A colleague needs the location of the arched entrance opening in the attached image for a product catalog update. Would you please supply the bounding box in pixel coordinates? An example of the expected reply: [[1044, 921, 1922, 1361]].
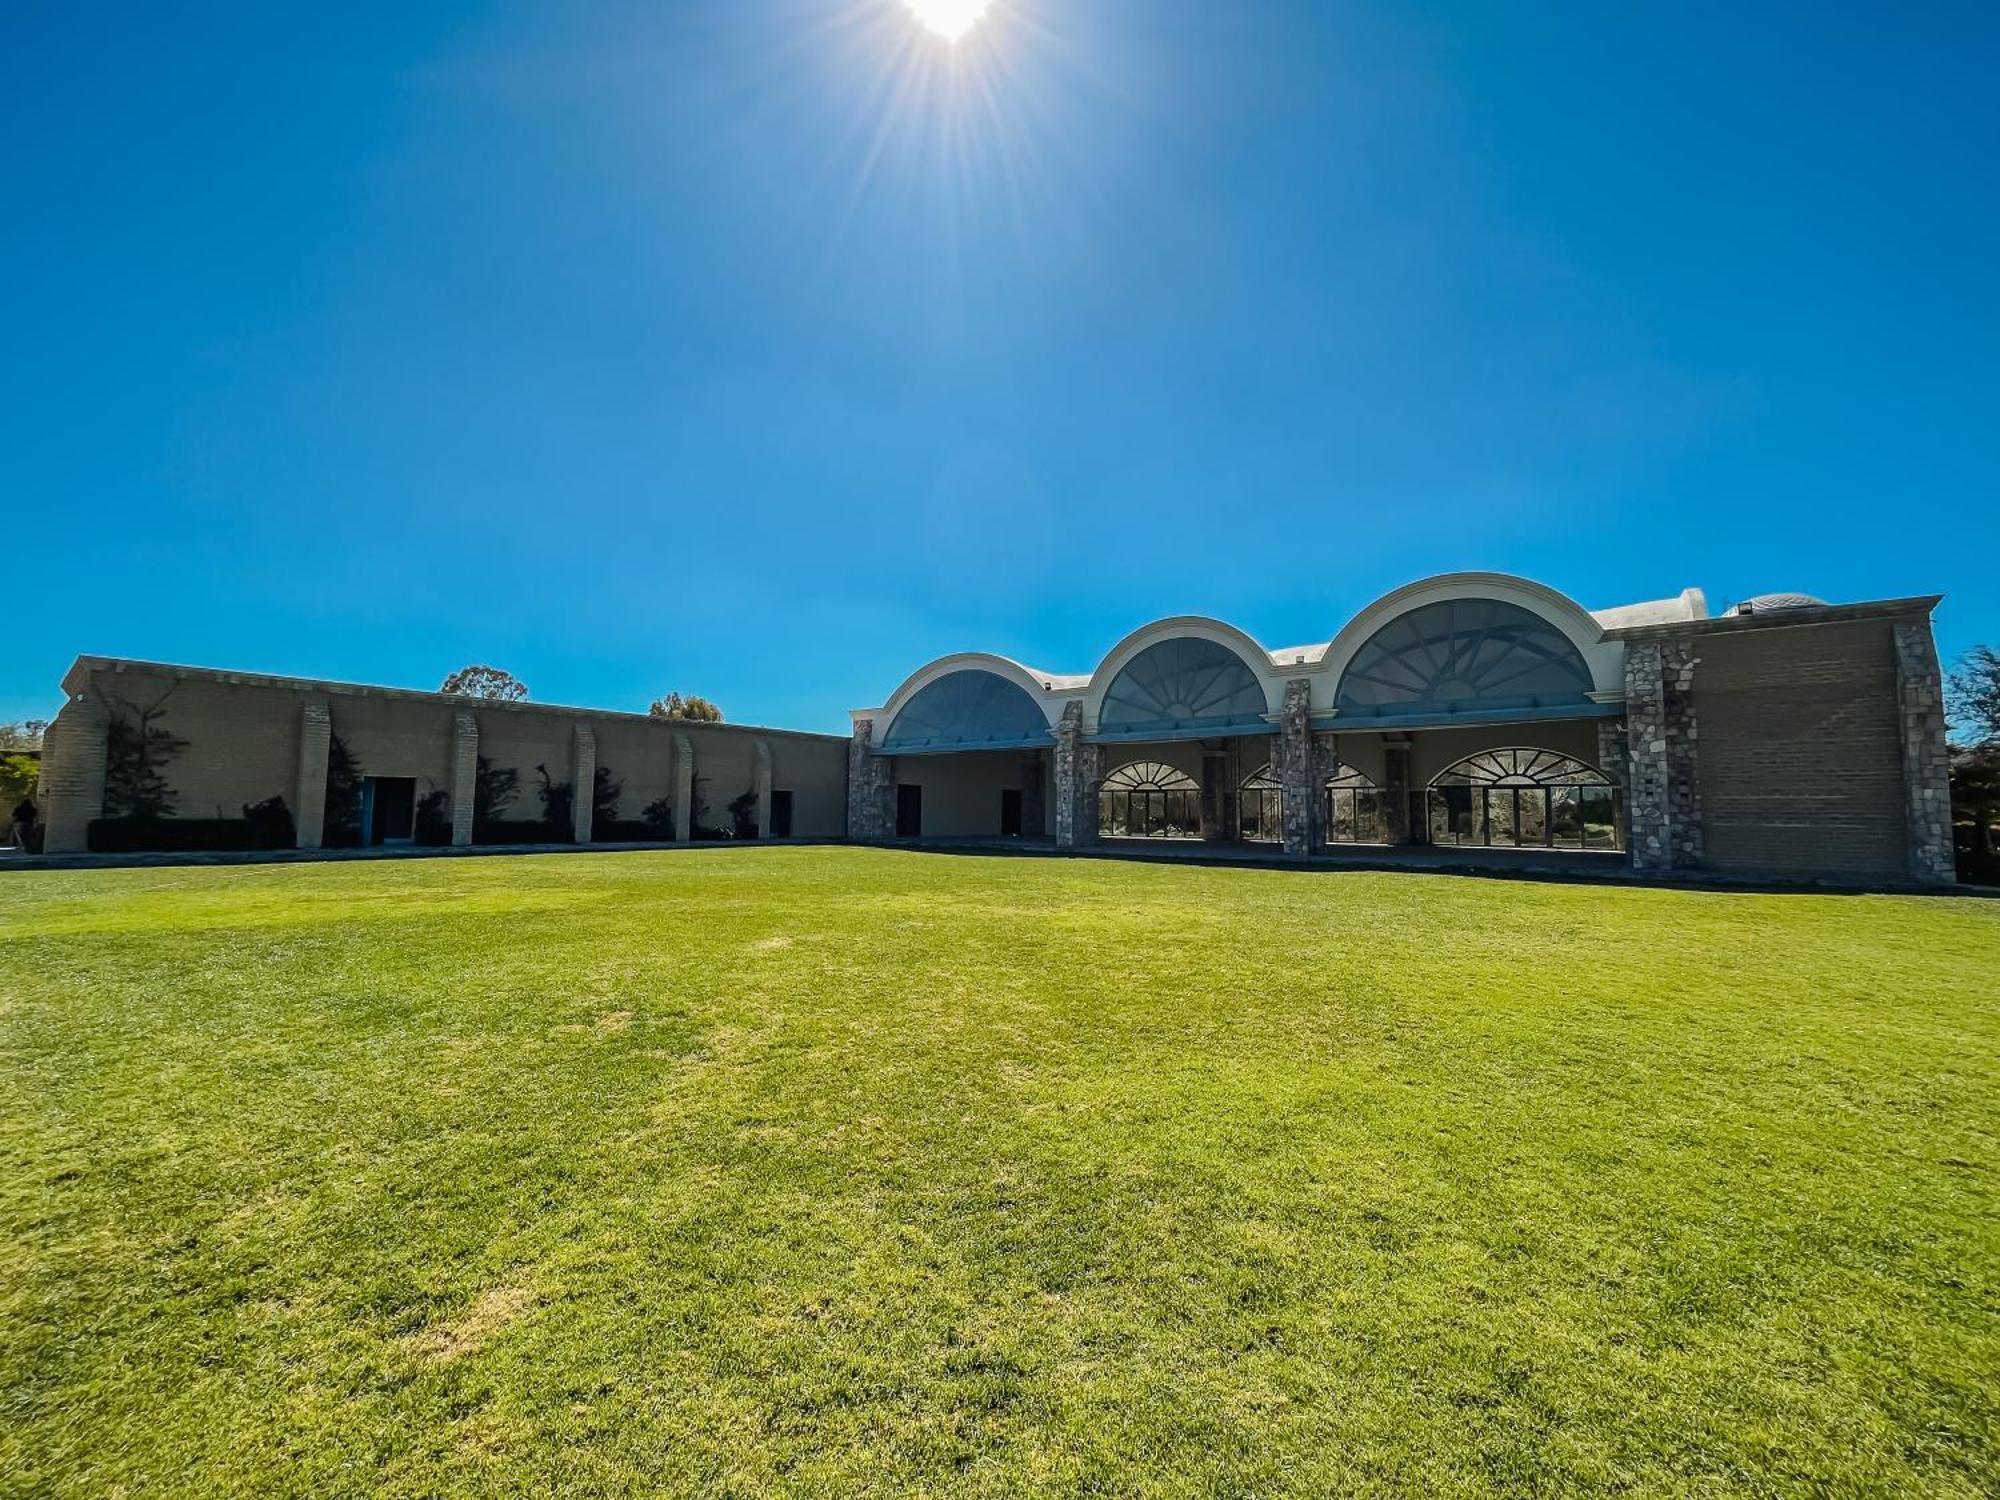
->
[[1098, 761, 1201, 840], [1428, 748, 1621, 851]]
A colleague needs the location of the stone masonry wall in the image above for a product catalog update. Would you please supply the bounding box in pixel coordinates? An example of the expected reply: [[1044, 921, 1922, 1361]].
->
[[1625, 639, 1703, 872], [1892, 620, 1957, 884], [1278, 679, 1315, 857], [847, 721, 895, 841]]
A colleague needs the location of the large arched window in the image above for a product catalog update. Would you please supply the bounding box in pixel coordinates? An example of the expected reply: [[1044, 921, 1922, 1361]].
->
[[1098, 761, 1201, 840], [883, 669, 1049, 753], [1325, 766, 1388, 845], [1238, 764, 1281, 843], [1428, 749, 1620, 851], [1336, 599, 1594, 723], [1099, 638, 1266, 738]]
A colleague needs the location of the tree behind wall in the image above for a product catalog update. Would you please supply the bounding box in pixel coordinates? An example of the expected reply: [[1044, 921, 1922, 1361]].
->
[[0, 720, 47, 751], [1950, 645, 1999, 746], [648, 693, 723, 722], [441, 665, 528, 702], [1947, 645, 2000, 882]]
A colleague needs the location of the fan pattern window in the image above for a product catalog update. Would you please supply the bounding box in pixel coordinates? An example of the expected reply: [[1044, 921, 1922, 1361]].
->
[[1325, 766, 1389, 845], [1336, 599, 1594, 721], [1099, 760, 1201, 840], [1428, 748, 1621, 851], [1100, 637, 1266, 735], [882, 669, 1049, 753], [1238, 764, 1282, 843]]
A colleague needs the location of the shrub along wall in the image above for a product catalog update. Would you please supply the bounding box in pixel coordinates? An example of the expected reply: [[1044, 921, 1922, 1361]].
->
[[89, 797, 297, 853]]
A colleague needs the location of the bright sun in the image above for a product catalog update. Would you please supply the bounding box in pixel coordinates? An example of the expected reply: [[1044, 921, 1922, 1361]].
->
[[904, 0, 992, 43]]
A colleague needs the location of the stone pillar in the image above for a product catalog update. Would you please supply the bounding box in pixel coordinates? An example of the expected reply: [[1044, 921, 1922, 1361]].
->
[[1625, 639, 1702, 873], [1381, 737, 1413, 845], [846, 720, 893, 841], [1277, 679, 1316, 858], [673, 731, 695, 844], [450, 710, 479, 847], [37, 693, 110, 854], [1201, 749, 1232, 842], [1021, 751, 1047, 838], [1892, 620, 1957, 884], [294, 699, 332, 850], [571, 723, 597, 844], [754, 739, 773, 840], [1596, 715, 1632, 852], [1053, 702, 1100, 849]]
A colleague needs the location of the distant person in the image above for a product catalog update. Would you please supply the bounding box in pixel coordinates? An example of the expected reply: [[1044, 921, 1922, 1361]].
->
[[10, 796, 36, 852]]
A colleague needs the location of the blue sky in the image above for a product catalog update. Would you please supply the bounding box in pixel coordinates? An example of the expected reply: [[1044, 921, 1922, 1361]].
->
[[4, 1, 1995, 729]]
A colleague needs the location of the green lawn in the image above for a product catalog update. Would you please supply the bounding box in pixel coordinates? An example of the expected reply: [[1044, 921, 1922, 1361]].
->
[[2, 848, 1995, 1497]]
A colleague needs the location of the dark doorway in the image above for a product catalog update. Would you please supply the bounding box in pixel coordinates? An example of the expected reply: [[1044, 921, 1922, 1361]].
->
[[769, 789, 793, 839], [364, 776, 417, 845], [896, 784, 923, 839], [1000, 789, 1023, 837]]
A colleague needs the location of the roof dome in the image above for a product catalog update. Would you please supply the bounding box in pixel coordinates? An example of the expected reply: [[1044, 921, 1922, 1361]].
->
[[1739, 591, 1828, 614]]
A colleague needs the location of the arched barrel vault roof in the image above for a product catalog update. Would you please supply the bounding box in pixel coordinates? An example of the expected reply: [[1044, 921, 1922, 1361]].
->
[[865, 652, 1064, 749], [1320, 573, 1624, 708], [1082, 616, 1285, 729]]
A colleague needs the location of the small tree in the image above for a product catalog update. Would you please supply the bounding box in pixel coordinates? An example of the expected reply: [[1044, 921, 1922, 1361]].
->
[[324, 735, 364, 843], [1949, 645, 2000, 746], [102, 701, 187, 821], [1, 752, 38, 811], [473, 756, 521, 834], [534, 763, 573, 829], [640, 796, 675, 839], [0, 720, 47, 751], [1952, 743, 2000, 879], [441, 665, 528, 702], [593, 765, 623, 827], [648, 693, 723, 722]]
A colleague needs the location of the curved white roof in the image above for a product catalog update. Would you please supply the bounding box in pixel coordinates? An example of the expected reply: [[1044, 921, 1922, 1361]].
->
[[855, 573, 1709, 729]]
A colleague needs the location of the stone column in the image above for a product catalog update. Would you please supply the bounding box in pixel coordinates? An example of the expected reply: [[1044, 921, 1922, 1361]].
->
[[1053, 702, 1100, 849], [1201, 749, 1232, 842], [673, 731, 695, 843], [294, 699, 332, 850], [1277, 679, 1316, 858], [846, 720, 893, 841], [1892, 620, 1957, 884], [1625, 639, 1702, 873], [571, 723, 597, 844], [1021, 751, 1047, 838], [1381, 736, 1414, 845], [37, 694, 110, 854], [449, 711, 479, 846], [754, 739, 773, 840]]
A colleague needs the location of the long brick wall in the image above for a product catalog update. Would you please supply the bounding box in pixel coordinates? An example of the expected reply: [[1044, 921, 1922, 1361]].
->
[[1695, 621, 1907, 878]]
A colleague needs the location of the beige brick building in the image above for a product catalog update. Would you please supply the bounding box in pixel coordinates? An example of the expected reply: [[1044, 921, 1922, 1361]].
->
[[35, 572, 1956, 884]]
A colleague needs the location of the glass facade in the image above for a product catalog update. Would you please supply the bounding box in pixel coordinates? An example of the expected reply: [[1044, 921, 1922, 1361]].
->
[[1098, 761, 1201, 840], [1336, 598, 1595, 722], [1427, 748, 1621, 851], [883, 669, 1050, 753], [1324, 766, 1390, 844], [1238, 764, 1281, 843], [1099, 638, 1267, 736]]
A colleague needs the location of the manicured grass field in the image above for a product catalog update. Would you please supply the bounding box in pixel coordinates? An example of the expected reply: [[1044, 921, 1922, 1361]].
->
[[2, 848, 1995, 1497]]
